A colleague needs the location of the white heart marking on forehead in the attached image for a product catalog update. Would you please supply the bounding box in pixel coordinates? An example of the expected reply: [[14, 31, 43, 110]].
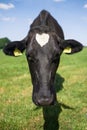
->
[[36, 33, 49, 47]]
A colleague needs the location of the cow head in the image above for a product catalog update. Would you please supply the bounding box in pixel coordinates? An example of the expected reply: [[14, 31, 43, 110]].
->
[[3, 10, 83, 106]]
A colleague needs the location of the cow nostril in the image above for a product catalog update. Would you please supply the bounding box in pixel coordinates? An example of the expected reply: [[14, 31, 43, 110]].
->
[[38, 96, 53, 106]]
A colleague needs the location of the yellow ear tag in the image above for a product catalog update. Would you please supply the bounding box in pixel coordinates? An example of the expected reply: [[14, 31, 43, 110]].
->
[[14, 48, 22, 56], [63, 47, 72, 53]]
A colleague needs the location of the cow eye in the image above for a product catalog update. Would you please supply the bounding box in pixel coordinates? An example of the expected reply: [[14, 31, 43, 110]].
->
[[28, 56, 34, 62], [51, 54, 59, 63], [26, 53, 33, 61], [27, 55, 35, 62], [27, 54, 38, 63]]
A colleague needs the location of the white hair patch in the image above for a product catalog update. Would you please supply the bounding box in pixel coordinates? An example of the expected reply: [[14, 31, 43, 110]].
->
[[36, 33, 49, 47]]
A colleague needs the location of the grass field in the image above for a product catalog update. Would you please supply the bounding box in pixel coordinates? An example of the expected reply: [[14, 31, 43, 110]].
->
[[0, 48, 87, 130]]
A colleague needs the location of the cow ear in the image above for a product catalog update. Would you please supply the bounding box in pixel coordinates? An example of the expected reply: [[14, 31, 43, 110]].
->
[[60, 39, 83, 54], [3, 39, 26, 57]]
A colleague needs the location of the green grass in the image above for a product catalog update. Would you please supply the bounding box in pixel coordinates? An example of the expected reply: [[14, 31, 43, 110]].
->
[[0, 48, 87, 130]]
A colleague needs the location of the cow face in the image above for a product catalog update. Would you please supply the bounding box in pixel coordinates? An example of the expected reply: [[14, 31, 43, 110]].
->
[[3, 10, 83, 106], [3, 31, 83, 106], [26, 32, 62, 106]]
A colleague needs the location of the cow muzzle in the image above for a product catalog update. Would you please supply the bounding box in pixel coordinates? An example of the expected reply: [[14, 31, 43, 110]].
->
[[33, 88, 56, 106], [37, 95, 54, 106]]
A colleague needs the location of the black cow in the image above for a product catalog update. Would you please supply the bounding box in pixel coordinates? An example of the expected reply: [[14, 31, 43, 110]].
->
[[3, 10, 83, 106]]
